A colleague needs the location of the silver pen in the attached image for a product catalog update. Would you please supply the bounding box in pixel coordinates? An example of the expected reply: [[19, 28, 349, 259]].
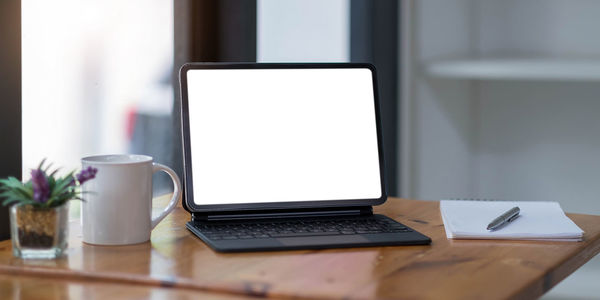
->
[[487, 207, 520, 231]]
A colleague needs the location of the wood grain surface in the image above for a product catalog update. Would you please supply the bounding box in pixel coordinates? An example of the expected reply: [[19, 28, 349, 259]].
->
[[0, 195, 598, 300], [0, 274, 256, 300]]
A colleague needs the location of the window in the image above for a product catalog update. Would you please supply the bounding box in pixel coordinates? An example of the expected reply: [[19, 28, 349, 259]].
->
[[257, 0, 349, 62], [22, 0, 175, 196]]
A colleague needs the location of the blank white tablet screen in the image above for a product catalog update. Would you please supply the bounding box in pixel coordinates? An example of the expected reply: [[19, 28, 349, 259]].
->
[[186, 68, 382, 205]]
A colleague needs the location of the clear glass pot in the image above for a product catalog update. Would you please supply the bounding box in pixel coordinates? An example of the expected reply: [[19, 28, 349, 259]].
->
[[9, 203, 69, 259]]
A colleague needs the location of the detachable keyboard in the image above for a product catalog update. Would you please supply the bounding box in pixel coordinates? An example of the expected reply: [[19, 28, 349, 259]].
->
[[187, 214, 432, 252]]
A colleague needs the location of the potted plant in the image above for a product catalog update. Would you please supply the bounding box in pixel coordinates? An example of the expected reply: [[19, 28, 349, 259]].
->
[[0, 160, 97, 259]]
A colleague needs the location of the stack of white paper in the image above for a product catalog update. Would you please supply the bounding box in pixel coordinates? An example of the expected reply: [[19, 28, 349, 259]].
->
[[440, 200, 584, 241]]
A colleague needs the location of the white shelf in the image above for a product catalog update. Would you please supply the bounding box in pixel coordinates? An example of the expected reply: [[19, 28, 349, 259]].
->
[[425, 59, 600, 81]]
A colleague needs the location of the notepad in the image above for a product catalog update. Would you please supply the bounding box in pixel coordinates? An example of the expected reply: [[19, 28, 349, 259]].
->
[[440, 200, 584, 241]]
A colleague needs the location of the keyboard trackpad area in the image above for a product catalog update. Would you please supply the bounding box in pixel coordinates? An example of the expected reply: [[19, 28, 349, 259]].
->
[[277, 235, 368, 246]]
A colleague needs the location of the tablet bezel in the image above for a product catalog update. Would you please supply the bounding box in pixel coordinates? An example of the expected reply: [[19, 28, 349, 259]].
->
[[179, 63, 387, 213]]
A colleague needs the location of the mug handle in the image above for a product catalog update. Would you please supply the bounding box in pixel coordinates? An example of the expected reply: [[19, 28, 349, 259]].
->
[[150, 163, 182, 229]]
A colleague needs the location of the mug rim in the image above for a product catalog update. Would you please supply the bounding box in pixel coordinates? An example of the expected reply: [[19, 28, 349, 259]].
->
[[81, 154, 153, 165]]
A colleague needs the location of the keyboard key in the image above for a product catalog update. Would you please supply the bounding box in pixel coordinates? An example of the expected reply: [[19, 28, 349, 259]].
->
[[361, 230, 382, 234], [390, 226, 407, 230], [270, 231, 340, 238]]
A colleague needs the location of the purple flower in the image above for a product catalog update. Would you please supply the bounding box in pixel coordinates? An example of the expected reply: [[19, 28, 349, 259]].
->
[[76, 166, 98, 185], [31, 169, 50, 203]]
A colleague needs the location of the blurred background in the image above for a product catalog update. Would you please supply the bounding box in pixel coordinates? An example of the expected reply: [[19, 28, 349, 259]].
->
[[3, 0, 598, 298], [400, 2, 600, 299], [22, 0, 175, 194]]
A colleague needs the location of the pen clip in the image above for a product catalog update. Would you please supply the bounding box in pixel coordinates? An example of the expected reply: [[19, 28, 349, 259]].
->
[[507, 213, 520, 223]]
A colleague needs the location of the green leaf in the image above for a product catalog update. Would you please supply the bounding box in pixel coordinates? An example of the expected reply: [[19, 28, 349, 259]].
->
[[0, 177, 25, 190], [37, 158, 47, 171], [0, 178, 11, 188], [48, 167, 62, 178], [43, 162, 54, 174], [50, 173, 75, 198], [24, 181, 33, 191], [0, 190, 31, 206], [2, 198, 17, 206], [47, 175, 56, 190], [0, 175, 35, 207], [47, 187, 78, 207], [23, 199, 37, 205], [0, 189, 28, 200], [12, 187, 32, 200], [0, 179, 32, 197]]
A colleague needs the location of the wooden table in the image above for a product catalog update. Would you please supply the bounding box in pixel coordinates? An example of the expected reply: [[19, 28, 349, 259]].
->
[[0, 274, 250, 300], [0, 196, 598, 300]]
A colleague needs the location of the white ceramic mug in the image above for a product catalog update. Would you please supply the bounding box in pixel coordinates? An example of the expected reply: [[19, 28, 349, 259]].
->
[[81, 154, 181, 245]]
